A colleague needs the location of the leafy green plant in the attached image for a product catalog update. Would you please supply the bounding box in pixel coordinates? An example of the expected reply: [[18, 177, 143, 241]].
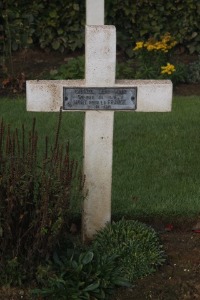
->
[[92, 219, 166, 282], [0, 111, 84, 283], [33, 247, 131, 300], [34, 1, 85, 53], [0, 1, 85, 54], [49, 56, 84, 80]]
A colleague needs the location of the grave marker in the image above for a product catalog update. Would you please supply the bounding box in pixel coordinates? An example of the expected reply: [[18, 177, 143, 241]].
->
[[26, 0, 172, 241]]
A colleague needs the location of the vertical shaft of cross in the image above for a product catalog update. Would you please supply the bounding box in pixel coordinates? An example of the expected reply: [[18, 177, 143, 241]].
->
[[86, 0, 104, 25], [82, 0, 116, 241]]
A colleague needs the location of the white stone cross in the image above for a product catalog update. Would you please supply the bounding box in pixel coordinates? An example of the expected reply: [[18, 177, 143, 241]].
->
[[26, 0, 172, 242]]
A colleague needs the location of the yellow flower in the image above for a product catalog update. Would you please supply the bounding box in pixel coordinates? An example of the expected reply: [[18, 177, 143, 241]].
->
[[133, 41, 144, 50], [140, 33, 177, 52], [161, 63, 176, 75], [146, 44, 155, 51]]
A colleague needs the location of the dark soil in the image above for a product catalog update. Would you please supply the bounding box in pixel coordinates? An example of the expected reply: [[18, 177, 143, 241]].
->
[[174, 83, 200, 96], [0, 49, 200, 299], [113, 230, 200, 300]]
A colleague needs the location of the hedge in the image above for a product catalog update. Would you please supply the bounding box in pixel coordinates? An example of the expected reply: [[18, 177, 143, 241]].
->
[[0, 0, 200, 54]]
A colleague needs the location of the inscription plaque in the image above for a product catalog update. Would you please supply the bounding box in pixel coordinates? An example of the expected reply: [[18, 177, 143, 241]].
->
[[63, 87, 137, 110]]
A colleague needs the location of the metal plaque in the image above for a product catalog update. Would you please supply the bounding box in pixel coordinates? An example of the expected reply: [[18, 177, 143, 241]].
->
[[63, 87, 137, 110]]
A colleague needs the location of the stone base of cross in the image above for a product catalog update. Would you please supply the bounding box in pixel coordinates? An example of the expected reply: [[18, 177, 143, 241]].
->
[[26, 1, 172, 242]]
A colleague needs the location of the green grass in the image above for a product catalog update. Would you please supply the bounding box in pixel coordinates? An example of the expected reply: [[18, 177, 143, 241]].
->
[[0, 97, 84, 163], [113, 96, 200, 220], [1, 95, 200, 220]]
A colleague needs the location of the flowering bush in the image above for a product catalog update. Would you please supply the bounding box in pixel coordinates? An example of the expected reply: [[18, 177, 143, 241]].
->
[[133, 33, 177, 80]]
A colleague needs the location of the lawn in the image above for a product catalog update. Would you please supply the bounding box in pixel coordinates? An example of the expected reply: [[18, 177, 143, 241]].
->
[[1, 95, 200, 221], [113, 96, 200, 220]]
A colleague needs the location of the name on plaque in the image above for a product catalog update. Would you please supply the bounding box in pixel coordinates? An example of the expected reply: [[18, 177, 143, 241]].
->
[[63, 87, 137, 110]]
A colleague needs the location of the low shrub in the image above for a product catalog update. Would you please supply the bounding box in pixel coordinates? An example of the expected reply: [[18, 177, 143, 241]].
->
[[92, 219, 166, 282]]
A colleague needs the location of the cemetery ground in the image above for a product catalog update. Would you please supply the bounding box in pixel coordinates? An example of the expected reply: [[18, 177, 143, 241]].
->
[[0, 50, 200, 299]]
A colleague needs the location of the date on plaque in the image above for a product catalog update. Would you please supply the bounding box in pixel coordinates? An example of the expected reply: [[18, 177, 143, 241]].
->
[[63, 87, 137, 110]]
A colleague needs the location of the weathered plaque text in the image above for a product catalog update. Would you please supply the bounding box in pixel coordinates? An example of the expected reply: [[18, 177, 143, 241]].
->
[[63, 87, 137, 110]]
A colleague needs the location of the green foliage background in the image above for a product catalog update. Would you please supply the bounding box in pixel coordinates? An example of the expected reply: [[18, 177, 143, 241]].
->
[[0, 0, 200, 54], [107, 0, 200, 55]]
